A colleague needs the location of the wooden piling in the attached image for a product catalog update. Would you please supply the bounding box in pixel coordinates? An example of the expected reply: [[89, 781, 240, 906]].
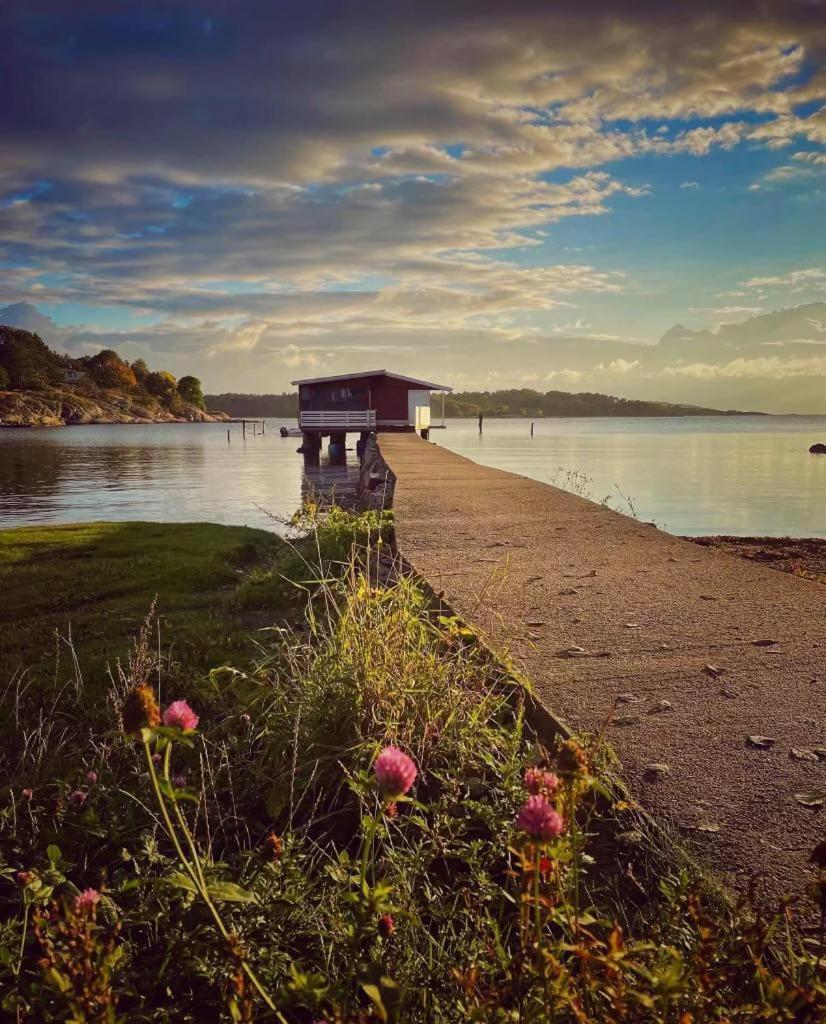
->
[[227, 429, 231, 444]]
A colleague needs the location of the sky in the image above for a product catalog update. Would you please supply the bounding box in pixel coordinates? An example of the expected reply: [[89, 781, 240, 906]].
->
[[2, 0, 826, 412]]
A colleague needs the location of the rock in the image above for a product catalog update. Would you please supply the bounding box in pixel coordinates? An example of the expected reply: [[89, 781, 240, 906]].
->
[[789, 748, 820, 763], [794, 791, 825, 808], [648, 699, 672, 713], [558, 646, 610, 658], [751, 638, 779, 647], [746, 735, 776, 749], [809, 442, 826, 454], [703, 664, 724, 679], [644, 763, 671, 779], [615, 693, 638, 704], [0, 385, 226, 427]]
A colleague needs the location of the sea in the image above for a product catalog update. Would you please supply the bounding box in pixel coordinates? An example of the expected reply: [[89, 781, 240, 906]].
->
[[1, 416, 824, 537]]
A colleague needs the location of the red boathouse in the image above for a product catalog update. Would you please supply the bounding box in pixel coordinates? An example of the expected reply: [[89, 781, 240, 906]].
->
[[291, 370, 451, 453]]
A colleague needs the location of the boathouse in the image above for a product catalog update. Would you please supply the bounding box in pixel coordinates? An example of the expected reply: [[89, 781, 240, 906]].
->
[[291, 369, 451, 456]]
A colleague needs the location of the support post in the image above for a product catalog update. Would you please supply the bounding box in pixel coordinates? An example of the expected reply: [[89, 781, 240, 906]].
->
[[328, 432, 346, 464], [300, 431, 321, 465]]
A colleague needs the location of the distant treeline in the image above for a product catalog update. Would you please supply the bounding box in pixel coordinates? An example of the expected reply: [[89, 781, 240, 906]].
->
[[206, 392, 297, 417], [207, 387, 753, 418], [442, 389, 753, 417]]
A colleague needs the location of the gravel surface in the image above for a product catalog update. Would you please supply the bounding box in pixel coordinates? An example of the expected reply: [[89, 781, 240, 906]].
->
[[381, 433, 826, 908]]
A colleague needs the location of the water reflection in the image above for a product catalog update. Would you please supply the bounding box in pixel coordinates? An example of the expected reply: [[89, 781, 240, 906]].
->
[[0, 422, 356, 533], [438, 416, 826, 537]]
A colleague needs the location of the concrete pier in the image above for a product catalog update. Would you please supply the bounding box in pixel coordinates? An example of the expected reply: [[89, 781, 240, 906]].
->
[[379, 433, 826, 905]]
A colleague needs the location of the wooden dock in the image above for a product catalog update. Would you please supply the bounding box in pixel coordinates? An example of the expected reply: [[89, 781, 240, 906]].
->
[[379, 432, 826, 905]]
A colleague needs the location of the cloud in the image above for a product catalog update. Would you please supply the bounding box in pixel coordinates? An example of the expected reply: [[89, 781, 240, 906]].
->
[[594, 358, 641, 374], [680, 181, 700, 189], [545, 368, 585, 384], [740, 268, 826, 291], [662, 355, 826, 379]]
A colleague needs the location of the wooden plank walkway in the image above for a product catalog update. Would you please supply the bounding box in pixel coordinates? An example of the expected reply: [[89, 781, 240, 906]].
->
[[380, 432, 825, 905]]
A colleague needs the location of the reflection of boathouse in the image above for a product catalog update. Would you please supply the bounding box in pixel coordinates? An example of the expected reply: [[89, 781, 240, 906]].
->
[[290, 369, 451, 461]]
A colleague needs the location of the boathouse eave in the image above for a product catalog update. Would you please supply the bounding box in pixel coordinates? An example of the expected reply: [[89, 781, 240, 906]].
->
[[290, 369, 452, 392]]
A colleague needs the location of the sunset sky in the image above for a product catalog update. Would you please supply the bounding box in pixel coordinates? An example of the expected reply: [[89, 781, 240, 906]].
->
[[2, 1, 826, 411]]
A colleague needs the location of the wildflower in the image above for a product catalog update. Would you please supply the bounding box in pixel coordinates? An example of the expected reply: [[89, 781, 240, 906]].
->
[[524, 767, 559, 796], [240, 712, 251, 726], [162, 700, 199, 731], [172, 774, 188, 790], [263, 832, 284, 862], [86, 770, 98, 785], [379, 913, 395, 937], [21, 787, 33, 801], [373, 746, 417, 798], [74, 888, 101, 914], [539, 855, 553, 877], [516, 795, 564, 842], [69, 789, 87, 808], [385, 801, 399, 819], [557, 738, 588, 778], [122, 684, 161, 734], [16, 871, 34, 886], [152, 752, 162, 765]]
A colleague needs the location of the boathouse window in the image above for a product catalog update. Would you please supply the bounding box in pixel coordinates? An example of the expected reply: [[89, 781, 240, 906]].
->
[[299, 383, 369, 410]]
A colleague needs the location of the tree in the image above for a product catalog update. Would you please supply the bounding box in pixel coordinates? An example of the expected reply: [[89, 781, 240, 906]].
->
[[0, 365, 8, 390], [176, 375, 205, 409], [145, 370, 178, 404], [88, 350, 138, 390], [0, 327, 63, 389], [131, 358, 149, 384]]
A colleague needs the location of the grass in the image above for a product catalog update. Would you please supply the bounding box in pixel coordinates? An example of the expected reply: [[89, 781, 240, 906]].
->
[[0, 521, 282, 693], [0, 510, 823, 1021]]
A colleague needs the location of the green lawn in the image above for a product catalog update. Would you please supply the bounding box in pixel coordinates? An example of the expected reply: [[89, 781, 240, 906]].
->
[[0, 521, 282, 696]]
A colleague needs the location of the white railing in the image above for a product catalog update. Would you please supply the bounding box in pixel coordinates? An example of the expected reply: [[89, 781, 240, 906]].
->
[[299, 409, 376, 430]]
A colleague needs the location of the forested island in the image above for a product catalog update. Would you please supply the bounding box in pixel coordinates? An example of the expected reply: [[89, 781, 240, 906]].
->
[[206, 387, 757, 419], [0, 327, 226, 426]]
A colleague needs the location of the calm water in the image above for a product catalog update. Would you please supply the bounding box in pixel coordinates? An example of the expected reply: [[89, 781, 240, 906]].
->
[[437, 416, 826, 537], [0, 421, 360, 533], [0, 416, 824, 536]]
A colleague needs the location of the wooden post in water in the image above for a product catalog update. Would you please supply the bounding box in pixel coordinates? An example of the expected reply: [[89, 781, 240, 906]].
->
[[262, 420, 266, 435], [531, 421, 534, 437], [242, 420, 246, 439], [227, 429, 231, 444], [253, 422, 257, 436]]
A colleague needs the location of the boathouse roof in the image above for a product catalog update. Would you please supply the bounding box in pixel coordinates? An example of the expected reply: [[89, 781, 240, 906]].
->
[[290, 369, 452, 391]]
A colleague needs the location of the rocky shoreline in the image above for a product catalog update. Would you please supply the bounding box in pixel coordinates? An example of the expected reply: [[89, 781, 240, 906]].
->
[[690, 535, 826, 585], [0, 386, 229, 427]]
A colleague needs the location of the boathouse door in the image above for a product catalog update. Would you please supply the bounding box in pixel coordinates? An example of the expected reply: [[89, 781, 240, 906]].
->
[[407, 390, 431, 430]]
